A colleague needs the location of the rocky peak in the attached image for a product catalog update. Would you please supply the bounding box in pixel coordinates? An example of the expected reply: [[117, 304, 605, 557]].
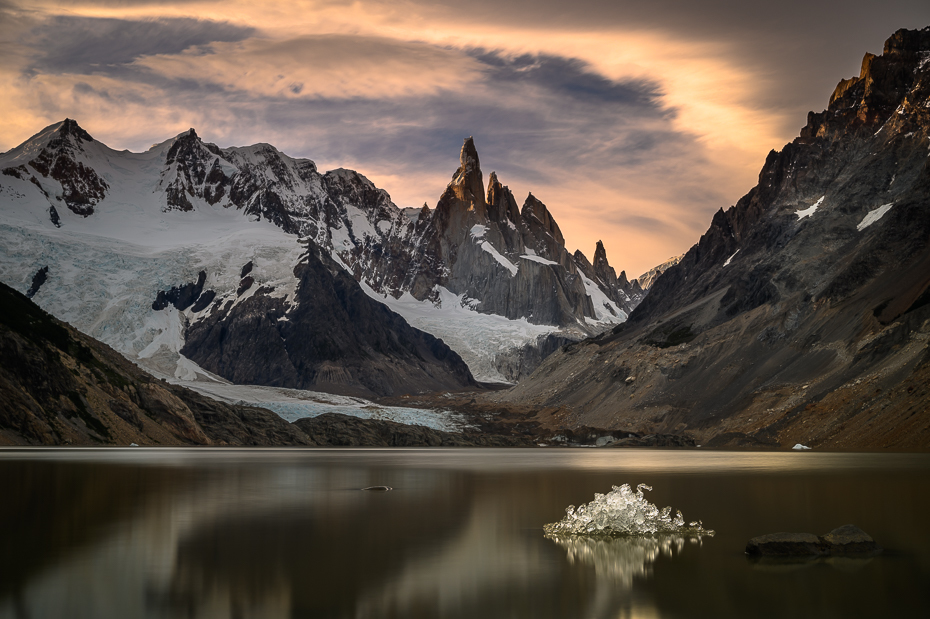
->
[[883, 26, 930, 54], [56, 119, 94, 145], [449, 137, 486, 209], [5, 118, 109, 217], [486, 171, 502, 201], [521, 193, 565, 246], [572, 249, 595, 279], [162, 128, 227, 212], [486, 170, 520, 224], [593, 240, 618, 287], [805, 27, 930, 138], [593, 240, 609, 267], [166, 131, 195, 163]]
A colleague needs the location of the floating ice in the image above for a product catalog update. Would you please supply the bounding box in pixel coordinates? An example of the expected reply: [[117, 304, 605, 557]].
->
[[792, 443, 812, 450], [543, 483, 714, 537]]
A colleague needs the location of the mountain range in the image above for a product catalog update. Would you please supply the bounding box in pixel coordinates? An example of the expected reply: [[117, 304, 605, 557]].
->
[[2, 26, 929, 449], [0, 118, 641, 397]]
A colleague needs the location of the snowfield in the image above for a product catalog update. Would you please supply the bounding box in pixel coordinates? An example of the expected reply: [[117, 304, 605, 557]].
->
[[362, 284, 563, 383]]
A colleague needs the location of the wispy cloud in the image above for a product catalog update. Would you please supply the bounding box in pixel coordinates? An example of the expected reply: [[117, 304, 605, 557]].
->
[[2, 0, 929, 274], [25, 15, 256, 75]]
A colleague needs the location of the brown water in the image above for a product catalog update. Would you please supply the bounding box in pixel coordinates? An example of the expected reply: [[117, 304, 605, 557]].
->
[[1, 448, 928, 618]]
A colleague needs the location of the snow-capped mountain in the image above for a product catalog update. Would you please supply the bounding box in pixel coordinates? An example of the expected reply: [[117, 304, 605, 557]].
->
[[0, 119, 642, 387], [497, 27, 930, 449], [635, 254, 683, 291]]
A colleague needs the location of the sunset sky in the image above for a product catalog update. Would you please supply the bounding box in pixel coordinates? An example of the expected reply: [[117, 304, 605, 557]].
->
[[1, 1, 928, 276]]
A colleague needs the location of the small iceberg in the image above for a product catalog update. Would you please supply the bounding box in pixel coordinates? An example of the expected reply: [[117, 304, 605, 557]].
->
[[792, 444, 812, 450], [543, 483, 714, 537]]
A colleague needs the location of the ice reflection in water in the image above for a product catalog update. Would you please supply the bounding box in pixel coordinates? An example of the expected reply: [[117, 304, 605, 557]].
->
[[546, 534, 702, 588], [540, 484, 714, 619]]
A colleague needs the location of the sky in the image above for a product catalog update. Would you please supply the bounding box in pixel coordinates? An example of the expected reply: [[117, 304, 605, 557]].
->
[[1, 1, 928, 277]]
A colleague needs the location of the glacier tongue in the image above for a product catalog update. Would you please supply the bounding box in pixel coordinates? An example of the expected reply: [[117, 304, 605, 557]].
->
[[360, 283, 567, 383]]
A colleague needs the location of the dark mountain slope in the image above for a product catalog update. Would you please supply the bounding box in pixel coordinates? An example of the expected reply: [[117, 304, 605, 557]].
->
[[495, 27, 930, 450], [181, 242, 478, 398]]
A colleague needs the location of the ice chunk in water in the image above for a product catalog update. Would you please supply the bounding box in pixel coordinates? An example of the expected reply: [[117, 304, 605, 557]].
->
[[543, 483, 714, 537]]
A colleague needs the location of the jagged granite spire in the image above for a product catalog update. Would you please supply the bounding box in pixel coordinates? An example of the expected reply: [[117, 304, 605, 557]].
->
[[521, 192, 565, 247], [449, 137, 486, 210], [486, 170, 521, 225]]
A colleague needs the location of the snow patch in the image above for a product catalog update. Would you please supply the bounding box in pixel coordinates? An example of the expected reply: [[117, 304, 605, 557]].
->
[[469, 224, 488, 239], [795, 196, 825, 220], [723, 249, 739, 267], [520, 254, 558, 266], [857, 203, 895, 231], [479, 241, 517, 276], [578, 273, 626, 325]]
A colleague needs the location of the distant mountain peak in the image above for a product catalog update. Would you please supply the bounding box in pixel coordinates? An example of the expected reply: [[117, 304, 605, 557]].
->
[[56, 118, 94, 144]]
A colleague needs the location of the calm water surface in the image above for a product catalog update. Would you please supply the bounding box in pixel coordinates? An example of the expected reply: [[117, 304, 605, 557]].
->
[[1, 448, 928, 618]]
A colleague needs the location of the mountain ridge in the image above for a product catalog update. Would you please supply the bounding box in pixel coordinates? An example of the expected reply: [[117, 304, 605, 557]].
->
[[492, 26, 930, 450], [0, 120, 645, 384]]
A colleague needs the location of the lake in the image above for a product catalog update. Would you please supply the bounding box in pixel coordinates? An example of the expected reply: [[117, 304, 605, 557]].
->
[[1, 448, 928, 618]]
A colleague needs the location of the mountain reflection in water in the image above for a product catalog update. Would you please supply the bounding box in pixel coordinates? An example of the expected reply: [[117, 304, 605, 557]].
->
[[1, 449, 929, 619]]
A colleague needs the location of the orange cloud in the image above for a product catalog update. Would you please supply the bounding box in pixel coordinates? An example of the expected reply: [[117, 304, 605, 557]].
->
[[0, 0, 835, 276]]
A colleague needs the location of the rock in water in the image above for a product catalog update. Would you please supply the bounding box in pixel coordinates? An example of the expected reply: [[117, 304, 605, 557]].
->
[[821, 524, 882, 555], [746, 525, 881, 556], [745, 532, 825, 557]]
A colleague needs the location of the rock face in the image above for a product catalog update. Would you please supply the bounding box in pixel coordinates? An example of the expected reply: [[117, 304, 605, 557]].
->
[[496, 27, 930, 450], [345, 137, 642, 327], [182, 244, 477, 397], [746, 525, 882, 557]]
